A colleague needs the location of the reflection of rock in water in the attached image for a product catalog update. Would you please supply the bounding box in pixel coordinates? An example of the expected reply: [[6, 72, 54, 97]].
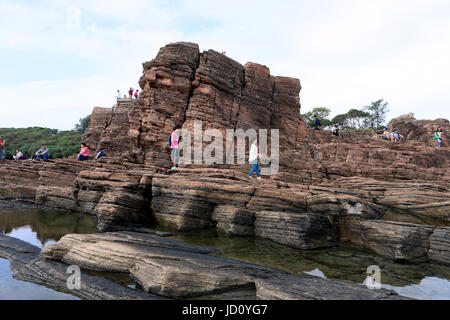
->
[[159, 227, 450, 291], [0, 209, 98, 246]]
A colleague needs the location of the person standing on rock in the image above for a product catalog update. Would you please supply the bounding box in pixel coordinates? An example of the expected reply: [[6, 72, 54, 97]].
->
[[128, 88, 134, 99], [134, 89, 139, 100], [248, 139, 262, 180], [314, 115, 321, 130], [434, 127, 443, 148], [35, 145, 49, 161], [170, 125, 181, 170], [77, 143, 90, 161], [0, 137, 5, 161], [116, 90, 121, 102]]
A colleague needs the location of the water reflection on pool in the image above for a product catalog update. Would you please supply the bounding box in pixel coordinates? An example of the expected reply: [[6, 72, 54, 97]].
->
[[0, 208, 98, 300], [158, 227, 450, 300]]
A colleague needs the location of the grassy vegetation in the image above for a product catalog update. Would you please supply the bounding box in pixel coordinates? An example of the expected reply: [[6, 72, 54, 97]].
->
[[0, 127, 83, 159]]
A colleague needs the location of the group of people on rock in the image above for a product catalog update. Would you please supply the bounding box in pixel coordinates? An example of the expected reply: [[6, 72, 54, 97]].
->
[[0, 140, 108, 162], [116, 88, 139, 102], [381, 128, 404, 142]]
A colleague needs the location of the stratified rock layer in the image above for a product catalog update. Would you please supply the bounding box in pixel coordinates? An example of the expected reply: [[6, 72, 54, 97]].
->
[[0, 41, 449, 272]]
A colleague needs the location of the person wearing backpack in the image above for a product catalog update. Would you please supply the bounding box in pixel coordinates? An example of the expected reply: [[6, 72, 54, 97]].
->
[[170, 125, 181, 169]]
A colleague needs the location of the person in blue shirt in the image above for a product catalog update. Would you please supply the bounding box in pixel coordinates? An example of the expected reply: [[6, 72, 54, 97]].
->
[[36, 145, 49, 161], [313, 115, 321, 130]]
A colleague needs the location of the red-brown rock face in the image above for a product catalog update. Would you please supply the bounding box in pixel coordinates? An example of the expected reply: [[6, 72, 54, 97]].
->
[[83, 42, 302, 167], [1, 42, 448, 267]]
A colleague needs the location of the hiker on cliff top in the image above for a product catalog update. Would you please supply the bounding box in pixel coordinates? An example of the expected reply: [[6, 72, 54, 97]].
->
[[128, 88, 134, 98], [77, 143, 90, 161], [434, 127, 443, 148], [313, 115, 321, 130], [35, 145, 49, 161], [248, 139, 262, 180], [116, 90, 121, 102], [170, 125, 181, 170], [134, 89, 139, 100]]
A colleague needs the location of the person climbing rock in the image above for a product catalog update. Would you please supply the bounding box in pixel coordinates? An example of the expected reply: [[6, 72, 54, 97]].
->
[[248, 139, 262, 180], [77, 143, 90, 161], [35, 145, 49, 161], [314, 115, 321, 130], [170, 125, 181, 170]]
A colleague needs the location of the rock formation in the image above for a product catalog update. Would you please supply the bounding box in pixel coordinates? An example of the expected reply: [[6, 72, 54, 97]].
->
[[0, 42, 449, 300]]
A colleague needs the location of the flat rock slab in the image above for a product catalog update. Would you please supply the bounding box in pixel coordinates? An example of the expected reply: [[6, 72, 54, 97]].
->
[[255, 274, 410, 300], [0, 233, 162, 300], [41, 231, 411, 300]]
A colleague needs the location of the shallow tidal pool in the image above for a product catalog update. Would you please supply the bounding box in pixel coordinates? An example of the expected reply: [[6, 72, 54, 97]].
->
[[1, 208, 449, 300]]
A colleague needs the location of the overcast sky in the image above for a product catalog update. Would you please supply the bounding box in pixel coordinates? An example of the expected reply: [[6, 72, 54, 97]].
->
[[1, 0, 449, 130]]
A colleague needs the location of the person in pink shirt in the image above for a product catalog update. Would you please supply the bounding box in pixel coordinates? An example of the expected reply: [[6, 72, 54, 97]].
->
[[170, 126, 181, 169], [77, 143, 90, 161]]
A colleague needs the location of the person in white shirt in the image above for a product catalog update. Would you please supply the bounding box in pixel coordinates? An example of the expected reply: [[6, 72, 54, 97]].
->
[[116, 90, 121, 102], [13, 150, 24, 160], [248, 139, 262, 180]]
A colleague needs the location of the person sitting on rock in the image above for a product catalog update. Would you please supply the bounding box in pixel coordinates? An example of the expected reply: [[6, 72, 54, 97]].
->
[[381, 129, 391, 141], [313, 115, 321, 130], [36, 145, 49, 161], [332, 125, 340, 137], [248, 139, 262, 180], [13, 150, 26, 160], [170, 125, 181, 170], [434, 127, 443, 148], [77, 143, 90, 161], [95, 150, 107, 160]]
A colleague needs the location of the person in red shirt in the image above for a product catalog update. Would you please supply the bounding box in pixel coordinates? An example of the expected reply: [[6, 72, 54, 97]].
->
[[77, 143, 90, 161], [134, 89, 139, 100], [128, 88, 133, 98]]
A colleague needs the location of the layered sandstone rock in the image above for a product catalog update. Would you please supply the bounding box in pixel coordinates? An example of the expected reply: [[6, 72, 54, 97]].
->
[[0, 42, 448, 270], [40, 231, 408, 300]]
